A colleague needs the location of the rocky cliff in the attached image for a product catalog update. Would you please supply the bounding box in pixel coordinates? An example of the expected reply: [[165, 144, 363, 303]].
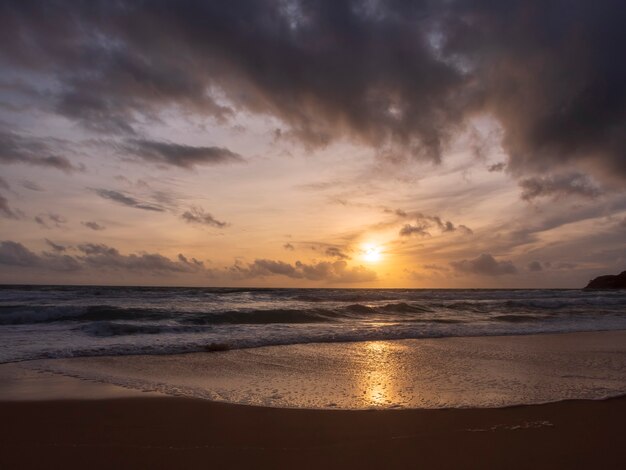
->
[[585, 271, 626, 289]]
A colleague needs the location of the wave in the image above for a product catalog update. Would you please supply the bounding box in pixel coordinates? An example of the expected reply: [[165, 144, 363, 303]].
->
[[1, 302, 435, 325], [493, 314, 546, 323], [180, 308, 341, 325], [379, 302, 433, 313], [0, 305, 174, 325], [2, 295, 626, 326], [2, 287, 626, 364], [78, 321, 209, 337]]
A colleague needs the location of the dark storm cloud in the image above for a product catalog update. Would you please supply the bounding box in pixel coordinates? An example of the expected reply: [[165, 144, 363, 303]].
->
[[519, 173, 603, 201], [121, 139, 243, 169], [82, 221, 106, 231], [0, 129, 82, 173], [451, 253, 518, 276], [451, 1, 626, 180], [1, 1, 625, 181], [92, 188, 165, 212], [232, 259, 377, 283], [181, 207, 227, 228]]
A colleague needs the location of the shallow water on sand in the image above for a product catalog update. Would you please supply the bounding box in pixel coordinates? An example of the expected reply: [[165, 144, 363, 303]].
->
[[27, 331, 626, 409]]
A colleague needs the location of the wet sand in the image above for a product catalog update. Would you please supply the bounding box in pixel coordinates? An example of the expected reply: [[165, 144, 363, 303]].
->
[[22, 330, 626, 409], [1, 331, 625, 469], [1, 395, 625, 469]]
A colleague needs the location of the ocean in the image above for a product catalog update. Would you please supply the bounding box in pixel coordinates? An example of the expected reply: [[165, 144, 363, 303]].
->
[[2, 285, 626, 364]]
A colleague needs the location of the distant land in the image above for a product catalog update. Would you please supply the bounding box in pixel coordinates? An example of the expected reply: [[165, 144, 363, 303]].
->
[[585, 271, 626, 289]]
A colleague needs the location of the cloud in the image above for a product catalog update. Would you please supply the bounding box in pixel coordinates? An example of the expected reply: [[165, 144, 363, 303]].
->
[[0, 240, 80, 271], [488, 162, 506, 172], [0, 129, 82, 173], [519, 173, 603, 201], [0, 241, 43, 267], [399, 223, 431, 237], [0, 241, 373, 282], [543, 261, 577, 271], [283, 243, 295, 251], [2, 1, 625, 181], [92, 188, 165, 212], [233, 259, 377, 283], [0, 240, 211, 274], [34, 213, 67, 228], [399, 212, 472, 237], [76, 243, 118, 256], [45, 239, 67, 252], [450, 253, 518, 276], [48, 213, 66, 225], [121, 139, 243, 169], [0, 194, 18, 219], [77, 243, 208, 274], [181, 207, 227, 228], [324, 247, 350, 260], [0, 177, 9, 190], [527, 260, 543, 272], [21, 180, 44, 191], [423, 264, 450, 271], [177, 253, 205, 268], [242, 259, 300, 278], [79, 249, 199, 273], [82, 221, 106, 231]]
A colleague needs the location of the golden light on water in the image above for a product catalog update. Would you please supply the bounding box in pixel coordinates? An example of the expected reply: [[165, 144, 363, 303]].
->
[[357, 341, 400, 407]]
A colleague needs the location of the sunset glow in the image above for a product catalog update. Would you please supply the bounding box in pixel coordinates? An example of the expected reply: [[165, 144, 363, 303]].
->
[[362, 244, 383, 263], [0, 1, 624, 289]]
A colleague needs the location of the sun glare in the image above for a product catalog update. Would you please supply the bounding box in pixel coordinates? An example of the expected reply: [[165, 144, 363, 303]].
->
[[362, 244, 382, 263]]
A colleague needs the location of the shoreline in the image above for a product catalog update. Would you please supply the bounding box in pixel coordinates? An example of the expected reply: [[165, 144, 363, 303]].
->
[[10, 329, 626, 409], [2, 330, 626, 468]]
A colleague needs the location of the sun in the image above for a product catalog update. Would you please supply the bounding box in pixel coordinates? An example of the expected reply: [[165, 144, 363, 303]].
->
[[362, 244, 383, 263]]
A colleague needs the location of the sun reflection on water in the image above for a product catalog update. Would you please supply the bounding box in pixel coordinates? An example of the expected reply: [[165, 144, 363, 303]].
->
[[357, 341, 402, 407]]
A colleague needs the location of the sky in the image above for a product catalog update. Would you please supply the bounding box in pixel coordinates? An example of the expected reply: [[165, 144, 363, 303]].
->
[[0, 0, 625, 288]]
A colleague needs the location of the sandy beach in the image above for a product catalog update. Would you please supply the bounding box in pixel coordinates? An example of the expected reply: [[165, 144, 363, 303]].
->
[[1, 395, 625, 469], [1, 331, 625, 469]]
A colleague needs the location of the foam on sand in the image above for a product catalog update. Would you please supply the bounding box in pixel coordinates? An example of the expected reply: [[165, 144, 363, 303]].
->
[[23, 330, 626, 409]]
